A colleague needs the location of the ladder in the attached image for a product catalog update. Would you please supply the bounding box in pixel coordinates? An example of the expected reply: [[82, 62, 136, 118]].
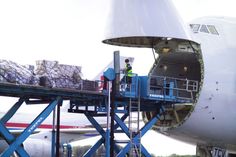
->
[[128, 85, 141, 157]]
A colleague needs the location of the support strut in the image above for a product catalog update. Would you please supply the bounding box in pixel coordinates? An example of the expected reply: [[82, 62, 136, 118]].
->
[[0, 97, 61, 157]]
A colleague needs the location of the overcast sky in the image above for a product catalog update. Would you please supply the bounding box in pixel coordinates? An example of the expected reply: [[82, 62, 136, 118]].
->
[[0, 0, 235, 156], [0, 0, 235, 79]]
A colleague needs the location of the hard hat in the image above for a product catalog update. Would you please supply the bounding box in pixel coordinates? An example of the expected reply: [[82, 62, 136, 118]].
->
[[125, 59, 129, 63]]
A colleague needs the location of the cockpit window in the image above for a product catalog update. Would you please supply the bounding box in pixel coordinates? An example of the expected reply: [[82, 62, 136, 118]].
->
[[207, 25, 219, 35], [200, 25, 209, 33], [190, 24, 219, 35], [190, 24, 200, 33]]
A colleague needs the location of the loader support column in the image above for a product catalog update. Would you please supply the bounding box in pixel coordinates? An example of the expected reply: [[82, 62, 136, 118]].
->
[[0, 97, 61, 157]]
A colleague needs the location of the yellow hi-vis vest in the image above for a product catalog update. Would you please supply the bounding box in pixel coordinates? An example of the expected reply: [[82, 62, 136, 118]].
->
[[125, 63, 132, 77]]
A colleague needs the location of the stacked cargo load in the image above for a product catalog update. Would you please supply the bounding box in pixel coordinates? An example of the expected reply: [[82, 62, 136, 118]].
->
[[0, 59, 98, 91], [35, 60, 83, 89], [0, 59, 38, 85]]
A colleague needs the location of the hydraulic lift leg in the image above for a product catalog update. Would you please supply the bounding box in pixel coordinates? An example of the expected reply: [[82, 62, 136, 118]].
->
[[0, 121, 29, 157], [116, 107, 165, 157], [83, 113, 106, 157], [83, 112, 127, 157], [0, 97, 61, 157], [1, 98, 25, 124]]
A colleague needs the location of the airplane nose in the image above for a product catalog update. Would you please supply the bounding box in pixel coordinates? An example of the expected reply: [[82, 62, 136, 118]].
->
[[102, 0, 193, 48]]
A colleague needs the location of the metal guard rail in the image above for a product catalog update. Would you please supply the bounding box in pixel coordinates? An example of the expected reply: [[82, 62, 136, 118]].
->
[[148, 75, 199, 101]]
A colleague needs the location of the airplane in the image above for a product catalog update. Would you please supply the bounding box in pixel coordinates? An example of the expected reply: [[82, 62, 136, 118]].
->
[[101, 0, 236, 156], [1, 0, 236, 157]]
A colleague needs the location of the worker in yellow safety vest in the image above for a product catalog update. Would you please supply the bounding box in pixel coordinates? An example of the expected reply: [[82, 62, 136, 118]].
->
[[121, 59, 132, 90]]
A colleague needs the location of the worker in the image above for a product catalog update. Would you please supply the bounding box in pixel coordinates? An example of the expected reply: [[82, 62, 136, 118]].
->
[[120, 58, 132, 90]]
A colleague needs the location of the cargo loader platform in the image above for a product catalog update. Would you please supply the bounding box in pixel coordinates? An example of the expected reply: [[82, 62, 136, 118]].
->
[[0, 67, 198, 157], [66, 74, 198, 157], [0, 81, 105, 157]]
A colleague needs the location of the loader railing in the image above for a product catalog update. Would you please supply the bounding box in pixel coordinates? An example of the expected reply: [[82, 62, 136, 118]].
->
[[148, 75, 198, 101]]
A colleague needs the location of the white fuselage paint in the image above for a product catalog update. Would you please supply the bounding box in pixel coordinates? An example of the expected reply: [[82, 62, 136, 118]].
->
[[102, 0, 236, 151], [167, 17, 236, 149]]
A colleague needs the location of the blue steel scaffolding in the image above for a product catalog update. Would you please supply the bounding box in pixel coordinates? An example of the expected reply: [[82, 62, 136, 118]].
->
[[66, 68, 196, 157], [0, 69, 196, 156], [0, 82, 105, 157]]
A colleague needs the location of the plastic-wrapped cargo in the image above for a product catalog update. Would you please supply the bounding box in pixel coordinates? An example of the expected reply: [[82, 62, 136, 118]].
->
[[35, 60, 58, 87], [35, 60, 83, 89], [0, 59, 98, 91], [0, 60, 38, 85], [35, 60, 59, 77], [0, 75, 7, 83]]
